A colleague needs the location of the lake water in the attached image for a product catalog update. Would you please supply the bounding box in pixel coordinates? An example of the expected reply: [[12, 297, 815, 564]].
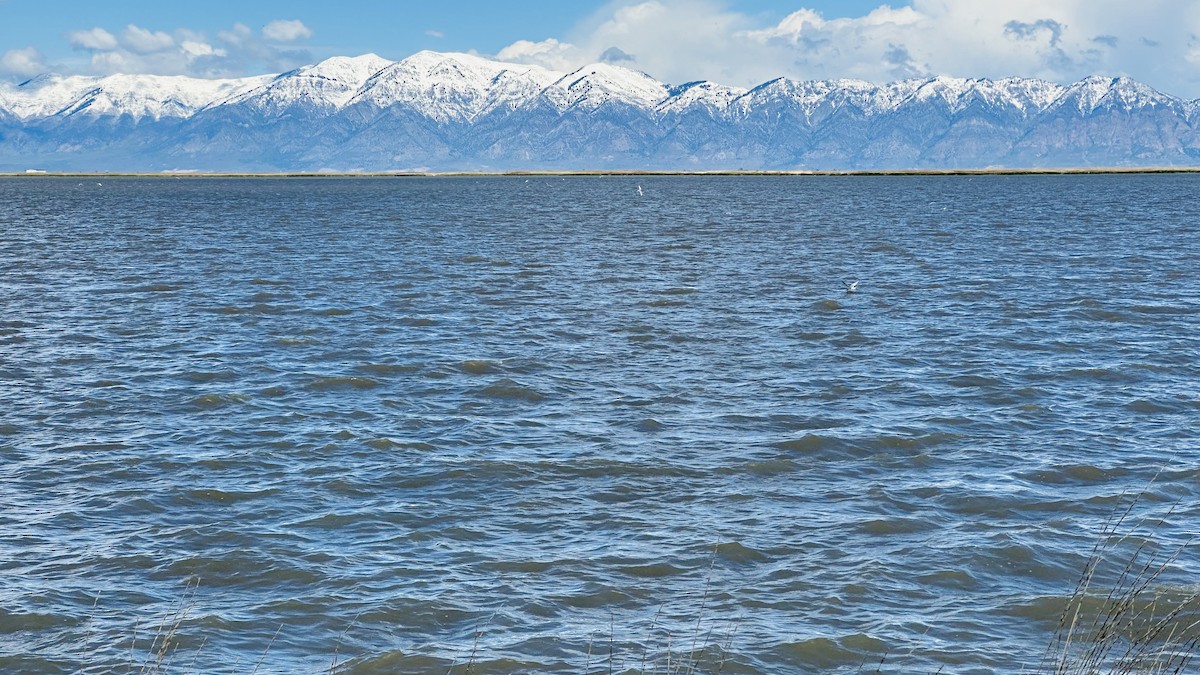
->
[[1, 175, 1198, 673]]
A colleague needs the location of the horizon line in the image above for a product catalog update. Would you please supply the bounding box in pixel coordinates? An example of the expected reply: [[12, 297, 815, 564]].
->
[[6, 167, 1200, 178]]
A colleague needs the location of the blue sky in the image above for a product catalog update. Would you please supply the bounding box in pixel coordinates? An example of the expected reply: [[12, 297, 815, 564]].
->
[[2, 1, 1198, 98], [0, 0, 896, 71]]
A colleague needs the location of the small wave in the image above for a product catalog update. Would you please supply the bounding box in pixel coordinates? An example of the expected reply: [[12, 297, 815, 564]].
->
[[639, 299, 688, 307], [840, 633, 889, 655], [946, 374, 1001, 388], [478, 559, 559, 574], [459, 359, 497, 375], [858, 517, 934, 536], [1125, 398, 1182, 413], [356, 362, 421, 375], [181, 488, 277, 504], [89, 379, 125, 388], [459, 254, 512, 266], [249, 278, 289, 286], [634, 417, 663, 432], [191, 392, 250, 408], [1020, 463, 1117, 484], [774, 434, 845, 454], [315, 307, 354, 316], [861, 432, 962, 451], [306, 376, 380, 391], [617, 562, 686, 578], [1072, 307, 1132, 322], [182, 370, 238, 383], [1056, 367, 1134, 383], [212, 303, 291, 315], [129, 283, 183, 293], [773, 637, 859, 668], [742, 458, 798, 476], [365, 437, 435, 451], [813, 299, 842, 311], [715, 540, 769, 564], [0, 609, 74, 633], [400, 316, 436, 326], [478, 378, 544, 402], [1007, 595, 1071, 624], [831, 330, 873, 347], [1131, 304, 1197, 315], [919, 568, 979, 589]]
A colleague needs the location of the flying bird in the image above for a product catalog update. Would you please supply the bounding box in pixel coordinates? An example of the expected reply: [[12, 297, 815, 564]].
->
[[842, 280, 859, 293]]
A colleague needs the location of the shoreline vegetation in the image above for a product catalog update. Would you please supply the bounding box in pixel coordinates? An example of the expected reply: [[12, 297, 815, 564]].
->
[[4, 167, 1200, 179]]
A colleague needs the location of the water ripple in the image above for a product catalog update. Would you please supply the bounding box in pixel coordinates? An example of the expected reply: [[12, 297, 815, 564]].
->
[[1, 174, 1197, 672]]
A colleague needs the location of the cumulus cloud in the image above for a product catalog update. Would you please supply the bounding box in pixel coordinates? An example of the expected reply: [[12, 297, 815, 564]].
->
[[217, 23, 253, 46], [122, 25, 175, 54], [1, 47, 47, 77], [496, 38, 581, 72], [55, 19, 316, 77], [262, 19, 313, 42], [494, 0, 1200, 99], [69, 27, 119, 51]]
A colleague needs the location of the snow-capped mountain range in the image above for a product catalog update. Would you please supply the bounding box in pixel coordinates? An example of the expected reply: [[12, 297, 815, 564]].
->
[[2, 50, 1198, 172]]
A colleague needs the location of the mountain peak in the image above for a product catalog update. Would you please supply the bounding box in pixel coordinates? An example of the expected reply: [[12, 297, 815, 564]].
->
[[350, 50, 561, 121], [1057, 74, 1175, 112], [303, 54, 394, 79], [550, 62, 669, 110]]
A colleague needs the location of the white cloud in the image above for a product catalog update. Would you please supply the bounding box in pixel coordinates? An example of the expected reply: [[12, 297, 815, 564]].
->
[[52, 21, 314, 78], [425, 29, 445, 39], [496, 38, 581, 72], [495, 0, 1200, 98], [1, 47, 47, 77], [69, 27, 119, 51], [180, 40, 223, 58], [262, 19, 313, 42], [217, 23, 253, 46], [122, 25, 175, 54]]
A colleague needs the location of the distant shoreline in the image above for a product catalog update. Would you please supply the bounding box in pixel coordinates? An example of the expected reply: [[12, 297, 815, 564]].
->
[[4, 167, 1200, 178]]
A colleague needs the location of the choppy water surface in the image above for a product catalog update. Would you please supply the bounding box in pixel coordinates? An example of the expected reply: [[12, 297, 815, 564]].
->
[[2, 175, 1198, 673]]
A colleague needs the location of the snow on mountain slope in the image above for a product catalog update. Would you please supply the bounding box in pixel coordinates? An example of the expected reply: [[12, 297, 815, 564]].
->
[[886, 76, 1061, 117], [975, 77, 1064, 113], [2, 50, 1197, 171], [658, 81, 746, 114], [1049, 76, 1180, 115], [350, 50, 562, 121], [4, 73, 270, 121], [731, 77, 883, 119], [545, 62, 669, 111], [226, 54, 394, 114]]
